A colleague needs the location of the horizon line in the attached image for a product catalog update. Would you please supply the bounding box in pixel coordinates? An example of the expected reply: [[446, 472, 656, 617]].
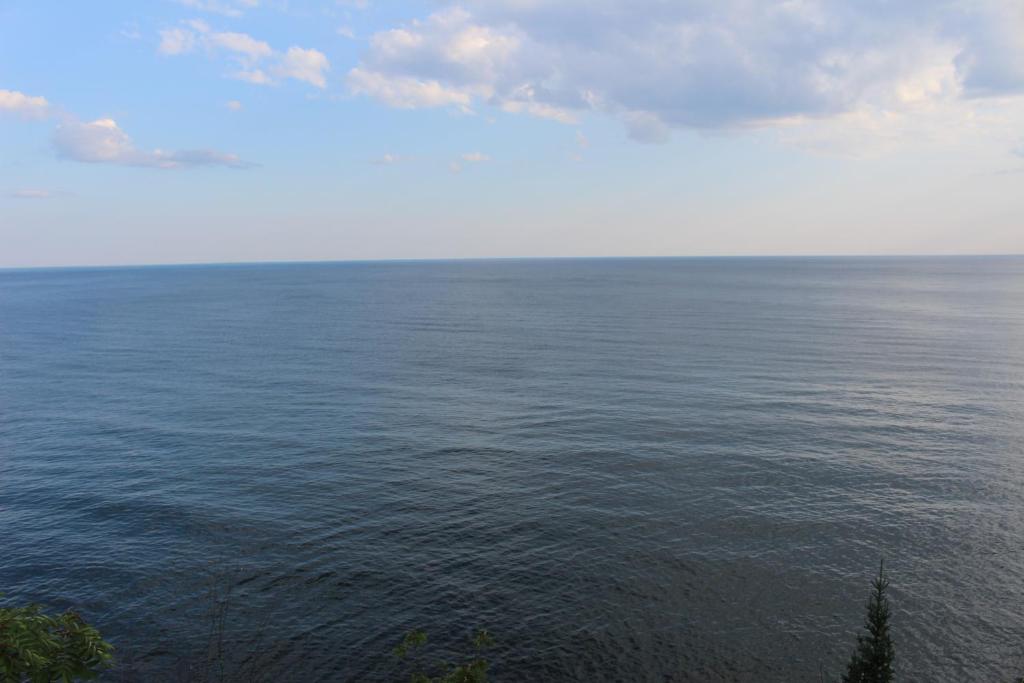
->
[[2, 252, 1023, 273]]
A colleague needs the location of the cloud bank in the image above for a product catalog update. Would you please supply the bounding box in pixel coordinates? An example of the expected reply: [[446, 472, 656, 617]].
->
[[348, 1, 1024, 142]]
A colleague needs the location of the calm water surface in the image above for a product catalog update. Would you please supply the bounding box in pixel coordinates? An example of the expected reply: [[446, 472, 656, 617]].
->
[[1, 257, 1023, 681]]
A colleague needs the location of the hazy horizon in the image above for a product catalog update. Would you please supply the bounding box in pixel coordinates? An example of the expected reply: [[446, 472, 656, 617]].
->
[[3, 251, 1024, 272]]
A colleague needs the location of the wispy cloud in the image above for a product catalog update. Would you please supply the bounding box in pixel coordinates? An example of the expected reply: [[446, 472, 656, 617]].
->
[[120, 22, 142, 41], [158, 21, 330, 88], [449, 151, 491, 173], [53, 118, 251, 169], [177, 0, 259, 18], [206, 30, 272, 59], [10, 189, 55, 199], [158, 27, 198, 55], [370, 153, 406, 164]]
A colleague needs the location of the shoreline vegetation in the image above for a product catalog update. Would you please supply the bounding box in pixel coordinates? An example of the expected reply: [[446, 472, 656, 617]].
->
[[1, 564, 1020, 682]]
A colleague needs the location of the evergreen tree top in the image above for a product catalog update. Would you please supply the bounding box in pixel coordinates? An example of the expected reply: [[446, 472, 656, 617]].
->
[[842, 560, 895, 683]]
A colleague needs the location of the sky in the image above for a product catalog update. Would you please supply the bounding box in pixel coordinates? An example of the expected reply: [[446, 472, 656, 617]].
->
[[1, 0, 1023, 268]]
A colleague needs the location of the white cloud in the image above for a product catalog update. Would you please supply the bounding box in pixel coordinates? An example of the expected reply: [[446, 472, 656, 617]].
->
[[337, 25, 355, 39], [275, 47, 330, 88], [207, 31, 273, 60], [158, 23, 329, 88], [0, 89, 50, 118], [2, 89, 250, 171], [226, 99, 243, 111], [348, 66, 473, 109], [348, 1, 1024, 146], [348, 8, 523, 116], [52, 118, 251, 169]]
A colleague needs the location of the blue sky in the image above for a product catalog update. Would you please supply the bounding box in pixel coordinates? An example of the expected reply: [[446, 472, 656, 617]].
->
[[2, 0, 1023, 267]]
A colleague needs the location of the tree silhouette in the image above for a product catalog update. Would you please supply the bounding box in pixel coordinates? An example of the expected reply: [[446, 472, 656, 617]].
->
[[842, 560, 895, 683]]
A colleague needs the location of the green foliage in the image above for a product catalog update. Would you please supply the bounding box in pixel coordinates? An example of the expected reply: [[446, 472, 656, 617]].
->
[[842, 561, 895, 683], [394, 630, 429, 660], [395, 629, 494, 683], [0, 598, 114, 683]]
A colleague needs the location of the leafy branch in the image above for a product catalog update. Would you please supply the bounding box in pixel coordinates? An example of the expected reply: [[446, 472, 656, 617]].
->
[[0, 597, 114, 683]]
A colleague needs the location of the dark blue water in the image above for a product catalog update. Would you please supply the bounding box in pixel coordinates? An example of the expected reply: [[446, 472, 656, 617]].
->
[[2, 258, 1023, 681]]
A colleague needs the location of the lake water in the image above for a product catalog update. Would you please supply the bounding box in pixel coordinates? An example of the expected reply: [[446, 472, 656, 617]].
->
[[2, 257, 1023, 681]]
